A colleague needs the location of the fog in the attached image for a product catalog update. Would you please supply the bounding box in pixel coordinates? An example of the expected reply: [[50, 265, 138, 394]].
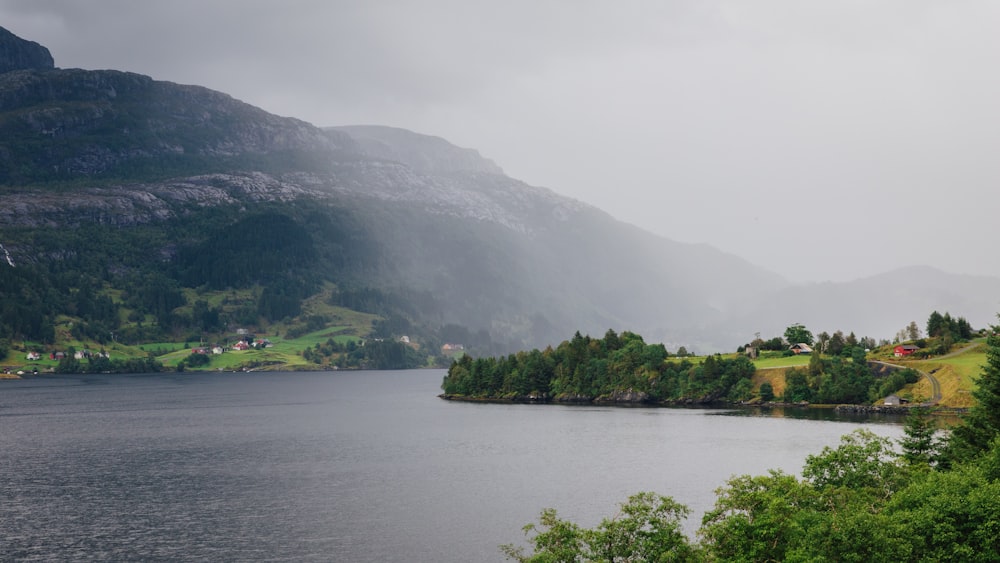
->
[[3, 0, 999, 282]]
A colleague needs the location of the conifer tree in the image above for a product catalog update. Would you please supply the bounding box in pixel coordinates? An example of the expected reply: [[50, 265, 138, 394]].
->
[[899, 406, 938, 466], [946, 319, 1000, 462]]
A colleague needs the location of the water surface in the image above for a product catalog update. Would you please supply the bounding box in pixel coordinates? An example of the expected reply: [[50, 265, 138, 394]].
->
[[1, 370, 904, 562]]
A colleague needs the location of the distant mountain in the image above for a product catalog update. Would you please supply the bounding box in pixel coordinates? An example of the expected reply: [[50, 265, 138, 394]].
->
[[1, 26, 996, 356], [728, 266, 1000, 345]]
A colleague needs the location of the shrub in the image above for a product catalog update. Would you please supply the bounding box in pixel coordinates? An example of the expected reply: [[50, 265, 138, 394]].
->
[[760, 382, 775, 402]]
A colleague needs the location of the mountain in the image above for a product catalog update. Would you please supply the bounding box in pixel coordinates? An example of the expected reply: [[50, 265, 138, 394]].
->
[[730, 266, 1000, 344], [0, 26, 797, 355], [0, 26, 996, 358]]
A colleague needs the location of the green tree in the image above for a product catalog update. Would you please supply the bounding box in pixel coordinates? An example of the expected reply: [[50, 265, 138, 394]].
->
[[185, 352, 211, 367], [501, 493, 693, 562], [815, 331, 830, 353], [826, 330, 846, 356], [808, 351, 823, 376], [784, 323, 813, 346], [899, 406, 939, 467], [501, 508, 584, 563], [927, 310, 945, 338], [802, 429, 905, 498], [845, 331, 858, 350], [886, 463, 1000, 561], [784, 368, 812, 402], [728, 378, 754, 401], [587, 492, 693, 562], [946, 320, 1000, 462], [759, 381, 774, 402], [700, 470, 815, 562]]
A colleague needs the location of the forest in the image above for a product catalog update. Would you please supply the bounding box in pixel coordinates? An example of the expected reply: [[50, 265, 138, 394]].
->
[[503, 329, 1000, 562], [441, 330, 756, 403], [440, 327, 926, 405]]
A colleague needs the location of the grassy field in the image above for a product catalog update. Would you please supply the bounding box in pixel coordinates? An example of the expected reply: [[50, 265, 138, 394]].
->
[[753, 355, 812, 370], [155, 324, 367, 371], [898, 343, 988, 408], [159, 347, 314, 371]]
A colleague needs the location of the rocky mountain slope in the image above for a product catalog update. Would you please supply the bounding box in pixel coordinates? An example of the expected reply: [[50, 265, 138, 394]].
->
[[0, 26, 53, 73]]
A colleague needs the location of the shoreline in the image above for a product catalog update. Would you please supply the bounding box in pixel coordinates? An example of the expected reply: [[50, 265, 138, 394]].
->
[[438, 393, 967, 415]]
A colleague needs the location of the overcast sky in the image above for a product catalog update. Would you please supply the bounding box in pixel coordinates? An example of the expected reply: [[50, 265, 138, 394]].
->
[[3, 1, 998, 283]]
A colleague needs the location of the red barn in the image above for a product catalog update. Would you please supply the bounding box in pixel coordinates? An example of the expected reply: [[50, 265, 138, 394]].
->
[[894, 344, 920, 357]]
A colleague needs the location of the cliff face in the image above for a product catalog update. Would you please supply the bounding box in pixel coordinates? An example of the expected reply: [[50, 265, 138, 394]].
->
[[0, 27, 54, 73], [0, 67, 356, 182]]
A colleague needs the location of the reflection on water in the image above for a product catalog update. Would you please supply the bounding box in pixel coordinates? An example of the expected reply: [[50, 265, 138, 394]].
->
[[714, 404, 963, 428]]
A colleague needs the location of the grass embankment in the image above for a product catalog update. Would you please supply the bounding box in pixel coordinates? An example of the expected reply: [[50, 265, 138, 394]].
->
[[897, 342, 987, 408], [751, 369, 788, 399]]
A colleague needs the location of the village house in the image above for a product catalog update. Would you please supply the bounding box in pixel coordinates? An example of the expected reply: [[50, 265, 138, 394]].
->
[[26, 351, 40, 361], [789, 343, 813, 354], [894, 344, 920, 357], [233, 341, 250, 351]]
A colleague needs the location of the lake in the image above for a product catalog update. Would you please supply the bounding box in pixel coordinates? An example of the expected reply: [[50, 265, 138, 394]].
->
[[0, 370, 905, 562]]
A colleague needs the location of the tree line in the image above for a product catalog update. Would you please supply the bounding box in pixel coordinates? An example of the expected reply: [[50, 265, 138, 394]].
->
[[442, 329, 756, 403], [781, 349, 920, 404]]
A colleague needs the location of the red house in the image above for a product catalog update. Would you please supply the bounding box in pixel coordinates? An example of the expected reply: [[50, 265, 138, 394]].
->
[[894, 344, 920, 357]]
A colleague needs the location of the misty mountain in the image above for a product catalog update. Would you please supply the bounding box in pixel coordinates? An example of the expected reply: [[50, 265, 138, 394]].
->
[[1, 26, 997, 353], [331, 125, 504, 175], [736, 266, 1000, 343]]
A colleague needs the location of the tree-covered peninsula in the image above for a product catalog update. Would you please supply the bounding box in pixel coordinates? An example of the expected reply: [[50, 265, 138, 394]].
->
[[441, 329, 755, 404], [504, 327, 1000, 562]]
